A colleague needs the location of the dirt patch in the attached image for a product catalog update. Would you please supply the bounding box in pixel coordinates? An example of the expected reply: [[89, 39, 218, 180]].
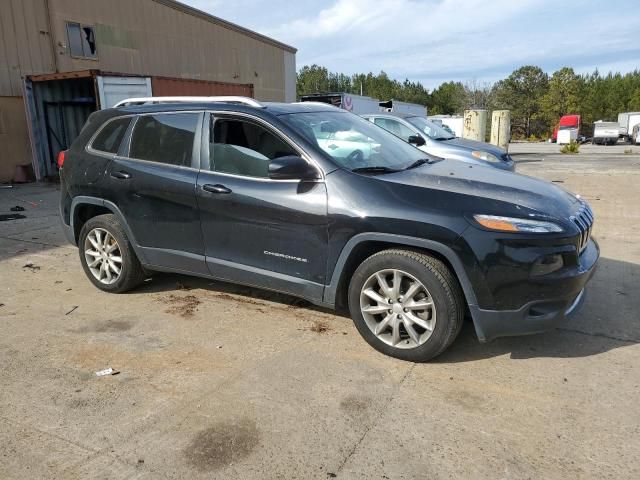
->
[[159, 294, 201, 318], [340, 394, 371, 417], [73, 319, 134, 334], [184, 418, 260, 471]]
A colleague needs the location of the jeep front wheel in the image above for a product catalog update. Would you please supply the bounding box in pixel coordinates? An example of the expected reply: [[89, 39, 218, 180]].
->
[[348, 249, 465, 362]]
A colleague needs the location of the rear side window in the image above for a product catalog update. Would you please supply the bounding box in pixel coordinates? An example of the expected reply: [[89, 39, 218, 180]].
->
[[91, 117, 131, 154], [129, 113, 199, 167]]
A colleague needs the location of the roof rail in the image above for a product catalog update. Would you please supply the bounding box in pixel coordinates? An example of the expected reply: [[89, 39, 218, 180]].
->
[[293, 101, 341, 109], [113, 96, 263, 108]]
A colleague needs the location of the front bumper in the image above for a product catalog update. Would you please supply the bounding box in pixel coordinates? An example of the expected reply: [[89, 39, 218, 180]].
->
[[470, 237, 599, 342]]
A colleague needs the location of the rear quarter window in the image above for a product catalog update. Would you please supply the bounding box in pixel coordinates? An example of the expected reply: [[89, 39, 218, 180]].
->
[[91, 117, 131, 154]]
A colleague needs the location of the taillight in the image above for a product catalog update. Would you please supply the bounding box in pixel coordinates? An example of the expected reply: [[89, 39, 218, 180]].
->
[[57, 150, 66, 168]]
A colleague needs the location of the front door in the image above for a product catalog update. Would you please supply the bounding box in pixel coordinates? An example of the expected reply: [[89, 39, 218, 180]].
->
[[103, 111, 208, 274], [196, 113, 328, 301]]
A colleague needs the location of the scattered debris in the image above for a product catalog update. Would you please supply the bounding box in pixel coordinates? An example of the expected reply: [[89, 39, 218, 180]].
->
[[0, 214, 26, 222], [159, 294, 201, 318], [10, 205, 25, 212], [309, 320, 330, 333], [217, 345, 223, 349], [552, 180, 564, 183], [66, 288, 72, 292], [0, 303, 5, 308], [22, 262, 40, 272], [563, 378, 568, 382], [176, 282, 192, 291], [327, 473, 337, 478], [616, 290, 627, 296], [55, 280, 63, 284], [137, 459, 144, 464], [65, 306, 78, 316], [95, 367, 119, 377]]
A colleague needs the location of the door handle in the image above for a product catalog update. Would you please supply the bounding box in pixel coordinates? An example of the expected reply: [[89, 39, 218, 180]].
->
[[202, 184, 232, 194], [110, 171, 131, 180]]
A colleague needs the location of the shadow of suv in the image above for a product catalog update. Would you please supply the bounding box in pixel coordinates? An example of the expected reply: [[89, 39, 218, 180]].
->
[[58, 97, 598, 362]]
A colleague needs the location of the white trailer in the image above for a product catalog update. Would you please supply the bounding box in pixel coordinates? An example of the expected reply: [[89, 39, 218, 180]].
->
[[299, 93, 380, 115], [593, 121, 619, 145], [618, 112, 640, 142], [379, 99, 426, 116]]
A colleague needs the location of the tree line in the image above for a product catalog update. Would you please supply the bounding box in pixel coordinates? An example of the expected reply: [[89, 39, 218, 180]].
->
[[297, 64, 640, 139]]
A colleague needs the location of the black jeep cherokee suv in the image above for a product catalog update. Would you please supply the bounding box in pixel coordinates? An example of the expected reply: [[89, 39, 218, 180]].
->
[[59, 98, 599, 362]]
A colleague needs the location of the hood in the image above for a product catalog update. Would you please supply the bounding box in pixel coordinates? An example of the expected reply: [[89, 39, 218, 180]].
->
[[439, 137, 507, 157], [379, 159, 581, 222]]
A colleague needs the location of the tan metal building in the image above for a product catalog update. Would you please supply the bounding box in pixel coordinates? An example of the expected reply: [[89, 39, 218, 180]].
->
[[0, 0, 297, 181]]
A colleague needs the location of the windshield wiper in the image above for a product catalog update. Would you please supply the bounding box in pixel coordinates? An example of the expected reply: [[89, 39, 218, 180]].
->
[[404, 158, 438, 170], [351, 166, 400, 174]]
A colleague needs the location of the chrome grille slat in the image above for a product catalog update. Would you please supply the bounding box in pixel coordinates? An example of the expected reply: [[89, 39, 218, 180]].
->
[[571, 202, 594, 253]]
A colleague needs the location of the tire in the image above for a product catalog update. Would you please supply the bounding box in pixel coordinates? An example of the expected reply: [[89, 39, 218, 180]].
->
[[348, 249, 465, 362], [78, 214, 145, 293]]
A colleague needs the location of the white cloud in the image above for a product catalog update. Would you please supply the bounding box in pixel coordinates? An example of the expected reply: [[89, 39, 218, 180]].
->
[[181, 0, 640, 88]]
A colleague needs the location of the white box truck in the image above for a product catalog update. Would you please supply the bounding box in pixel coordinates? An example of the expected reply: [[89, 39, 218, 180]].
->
[[618, 112, 640, 142], [299, 93, 380, 115]]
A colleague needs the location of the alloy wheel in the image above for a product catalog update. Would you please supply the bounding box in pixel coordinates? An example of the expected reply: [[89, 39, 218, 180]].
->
[[84, 228, 122, 285], [359, 269, 436, 349]]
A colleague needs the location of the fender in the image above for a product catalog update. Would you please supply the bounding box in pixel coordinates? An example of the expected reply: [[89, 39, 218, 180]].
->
[[322, 232, 479, 311], [69, 196, 149, 264]]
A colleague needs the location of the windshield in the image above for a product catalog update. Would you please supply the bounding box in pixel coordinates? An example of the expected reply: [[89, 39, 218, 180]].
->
[[406, 117, 455, 140], [278, 111, 426, 171]]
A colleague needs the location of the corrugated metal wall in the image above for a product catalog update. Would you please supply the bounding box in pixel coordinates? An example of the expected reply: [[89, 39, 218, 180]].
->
[[0, 0, 55, 96], [29, 77, 96, 178], [152, 77, 253, 97], [47, 0, 295, 101]]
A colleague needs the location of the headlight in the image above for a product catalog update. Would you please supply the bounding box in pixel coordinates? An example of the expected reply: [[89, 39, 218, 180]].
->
[[473, 214, 563, 233], [471, 150, 500, 163]]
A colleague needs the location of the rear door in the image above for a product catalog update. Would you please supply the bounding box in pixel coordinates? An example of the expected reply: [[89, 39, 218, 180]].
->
[[102, 111, 208, 274], [195, 112, 328, 300]]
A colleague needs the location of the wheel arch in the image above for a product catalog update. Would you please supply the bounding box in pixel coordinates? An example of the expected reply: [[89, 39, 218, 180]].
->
[[70, 196, 147, 264], [324, 233, 478, 316]]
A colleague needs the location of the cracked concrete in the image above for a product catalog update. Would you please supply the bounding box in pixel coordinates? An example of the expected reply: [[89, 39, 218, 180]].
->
[[1, 144, 639, 479]]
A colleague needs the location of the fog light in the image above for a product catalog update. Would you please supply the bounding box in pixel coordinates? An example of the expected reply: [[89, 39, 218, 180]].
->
[[531, 254, 564, 276]]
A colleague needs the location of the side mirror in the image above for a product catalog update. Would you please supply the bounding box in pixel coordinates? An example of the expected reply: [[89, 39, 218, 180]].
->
[[408, 135, 426, 146], [268, 155, 320, 181]]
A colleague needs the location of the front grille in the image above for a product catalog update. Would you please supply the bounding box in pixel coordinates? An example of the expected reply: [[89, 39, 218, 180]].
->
[[571, 202, 594, 253]]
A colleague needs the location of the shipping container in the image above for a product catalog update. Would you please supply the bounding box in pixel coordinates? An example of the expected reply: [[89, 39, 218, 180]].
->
[[24, 70, 254, 179]]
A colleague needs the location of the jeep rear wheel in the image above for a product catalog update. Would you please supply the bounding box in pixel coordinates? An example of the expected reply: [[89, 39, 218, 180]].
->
[[78, 214, 145, 293], [348, 249, 465, 362]]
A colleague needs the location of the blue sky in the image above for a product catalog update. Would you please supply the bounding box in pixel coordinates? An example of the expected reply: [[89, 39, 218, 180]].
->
[[183, 0, 640, 89]]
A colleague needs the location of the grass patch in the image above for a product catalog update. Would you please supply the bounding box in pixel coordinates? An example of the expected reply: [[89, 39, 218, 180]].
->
[[560, 141, 580, 154]]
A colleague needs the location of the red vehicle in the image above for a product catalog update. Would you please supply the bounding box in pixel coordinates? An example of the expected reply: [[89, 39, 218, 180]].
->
[[552, 114, 581, 142]]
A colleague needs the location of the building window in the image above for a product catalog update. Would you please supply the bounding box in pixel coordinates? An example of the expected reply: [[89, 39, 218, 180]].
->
[[66, 22, 97, 59]]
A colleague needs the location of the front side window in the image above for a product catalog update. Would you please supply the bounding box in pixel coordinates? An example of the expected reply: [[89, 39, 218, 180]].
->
[[66, 22, 97, 59], [374, 118, 416, 142], [279, 111, 426, 171], [91, 117, 130, 154], [129, 113, 199, 167], [210, 118, 296, 178]]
